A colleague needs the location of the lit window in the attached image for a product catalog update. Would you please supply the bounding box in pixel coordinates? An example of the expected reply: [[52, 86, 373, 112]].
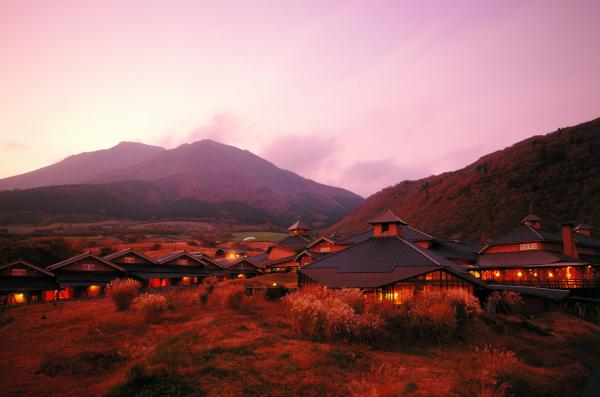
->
[[517, 271, 522, 277], [11, 268, 26, 276], [519, 243, 538, 251], [494, 271, 501, 278], [320, 246, 331, 253], [83, 263, 95, 270], [124, 256, 136, 263]]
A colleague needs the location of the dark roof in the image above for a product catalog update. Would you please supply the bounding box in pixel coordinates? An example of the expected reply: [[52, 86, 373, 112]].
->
[[306, 236, 349, 249], [155, 251, 221, 268], [300, 236, 483, 288], [574, 233, 600, 249], [342, 225, 435, 245], [522, 214, 542, 223], [261, 255, 297, 268], [47, 252, 125, 272], [288, 220, 310, 230], [267, 234, 313, 254], [368, 210, 408, 225], [0, 261, 54, 277], [103, 248, 156, 264], [248, 253, 268, 266], [294, 250, 327, 262], [486, 226, 562, 246], [476, 250, 582, 268], [431, 240, 484, 261]]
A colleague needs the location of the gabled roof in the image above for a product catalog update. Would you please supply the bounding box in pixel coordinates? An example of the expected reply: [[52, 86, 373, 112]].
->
[[217, 257, 262, 272], [103, 248, 156, 264], [342, 225, 435, 245], [485, 226, 562, 247], [266, 234, 313, 254], [294, 250, 326, 262], [300, 235, 484, 288], [342, 231, 372, 244], [156, 251, 207, 265], [288, 220, 310, 231], [368, 210, 408, 225], [476, 250, 582, 269], [0, 261, 54, 277], [305, 236, 350, 249], [47, 252, 125, 272], [431, 240, 484, 261]]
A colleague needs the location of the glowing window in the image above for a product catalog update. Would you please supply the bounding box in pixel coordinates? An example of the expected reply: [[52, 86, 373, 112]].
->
[[123, 256, 136, 263], [11, 268, 26, 276], [519, 243, 538, 251], [83, 263, 95, 270]]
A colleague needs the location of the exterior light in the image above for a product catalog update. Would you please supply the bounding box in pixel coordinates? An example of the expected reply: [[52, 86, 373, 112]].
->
[[494, 271, 501, 278], [533, 272, 538, 277], [517, 271, 522, 277], [272, 282, 277, 287], [548, 271, 554, 278]]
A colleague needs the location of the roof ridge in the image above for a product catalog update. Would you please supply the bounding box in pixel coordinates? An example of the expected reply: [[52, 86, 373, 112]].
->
[[528, 225, 544, 239], [396, 236, 445, 268], [301, 236, 374, 270]]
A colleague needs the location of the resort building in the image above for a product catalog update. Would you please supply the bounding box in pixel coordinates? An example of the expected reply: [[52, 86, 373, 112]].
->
[[471, 215, 600, 294], [0, 261, 58, 304], [262, 220, 314, 272], [299, 210, 486, 304], [217, 257, 263, 279]]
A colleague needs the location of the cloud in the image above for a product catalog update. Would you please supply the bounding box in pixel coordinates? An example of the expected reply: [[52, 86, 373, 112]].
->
[[339, 159, 430, 197], [0, 141, 28, 152], [260, 133, 338, 177]]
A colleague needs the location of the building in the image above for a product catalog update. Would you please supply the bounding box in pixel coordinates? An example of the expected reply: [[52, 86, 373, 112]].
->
[[152, 251, 225, 286], [46, 252, 126, 299], [471, 215, 600, 294], [299, 210, 486, 304], [217, 257, 263, 279], [0, 261, 58, 304], [262, 220, 314, 272]]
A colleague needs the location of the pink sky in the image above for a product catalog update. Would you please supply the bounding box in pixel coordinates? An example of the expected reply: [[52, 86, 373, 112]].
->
[[1, 1, 599, 197]]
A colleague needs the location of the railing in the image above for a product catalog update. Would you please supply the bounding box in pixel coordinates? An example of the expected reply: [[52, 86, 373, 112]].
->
[[482, 278, 600, 289]]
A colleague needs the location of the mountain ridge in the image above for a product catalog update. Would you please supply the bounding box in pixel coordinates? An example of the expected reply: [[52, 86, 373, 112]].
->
[[328, 116, 600, 241]]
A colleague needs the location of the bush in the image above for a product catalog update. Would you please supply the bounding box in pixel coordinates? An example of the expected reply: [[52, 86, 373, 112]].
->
[[220, 285, 246, 310], [106, 279, 141, 311], [139, 293, 168, 324], [284, 286, 384, 343], [406, 292, 458, 340], [486, 291, 524, 315], [445, 289, 482, 322], [472, 345, 518, 397], [198, 285, 210, 304], [202, 276, 220, 292]]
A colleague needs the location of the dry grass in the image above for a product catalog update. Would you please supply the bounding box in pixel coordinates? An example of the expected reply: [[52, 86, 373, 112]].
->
[[0, 287, 599, 397]]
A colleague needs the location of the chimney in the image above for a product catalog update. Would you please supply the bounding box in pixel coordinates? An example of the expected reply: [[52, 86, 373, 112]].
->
[[368, 210, 407, 238], [522, 214, 542, 230], [575, 224, 592, 238], [562, 222, 579, 259]]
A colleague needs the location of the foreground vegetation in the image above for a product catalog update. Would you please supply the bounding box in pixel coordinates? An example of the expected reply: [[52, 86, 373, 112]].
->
[[1, 281, 599, 396]]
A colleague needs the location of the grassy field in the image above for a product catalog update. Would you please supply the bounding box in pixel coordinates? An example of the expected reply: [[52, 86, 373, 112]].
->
[[0, 283, 599, 396]]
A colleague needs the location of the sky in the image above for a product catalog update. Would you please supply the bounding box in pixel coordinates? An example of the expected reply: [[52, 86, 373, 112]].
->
[[1, 1, 599, 197]]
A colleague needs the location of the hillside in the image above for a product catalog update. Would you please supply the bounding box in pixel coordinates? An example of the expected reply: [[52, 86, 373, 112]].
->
[[0, 142, 165, 190], [329, 117, 600, 241], [0, 140, 363, 228]]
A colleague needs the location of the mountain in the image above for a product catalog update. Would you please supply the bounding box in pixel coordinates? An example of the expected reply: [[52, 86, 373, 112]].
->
[[0, 142, 165, 190], [329, 117, 600, 241], [0, 140, 363, 228]]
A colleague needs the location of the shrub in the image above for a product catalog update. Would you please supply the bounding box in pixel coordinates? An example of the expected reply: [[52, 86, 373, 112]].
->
[[198, 285, 210, 304], [406, 292, 458, 340], [472, 345, 518, 397], [220, 285, 246, 310], [106, 364, 198, 397], [284, 286, 384, 343], [445, 289, 482, 322], [202, 276, 220, 292], [106, 278, 141, 311], [139, 293, 168, 324], [486, 291, 524, 315]]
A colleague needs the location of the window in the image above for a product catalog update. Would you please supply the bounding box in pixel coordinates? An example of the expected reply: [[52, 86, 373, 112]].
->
[[176, 258, 189, 265], [124, 256, 136, 263], [83, 263, 95, 270], [11, 268, 26, 276], [381, 223, 389, 233], [519, 243, 538, 251], [320, 246, 331, 253]]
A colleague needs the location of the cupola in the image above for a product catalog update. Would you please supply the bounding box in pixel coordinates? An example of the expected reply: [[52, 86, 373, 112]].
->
[[368, 210, 408, 237]]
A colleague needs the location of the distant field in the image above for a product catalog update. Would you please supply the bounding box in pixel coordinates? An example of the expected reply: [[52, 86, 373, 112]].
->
[[232, 231, 287, 242]]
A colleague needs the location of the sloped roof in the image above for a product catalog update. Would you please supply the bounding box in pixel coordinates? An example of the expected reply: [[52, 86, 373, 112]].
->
[[368, 210, 408, 225], [266, 234, 313, 254], [47, 252, 125, 272], [0, 260, 54, 277], [487, 226, 562, 246], [300, 236, 483, 288], [288, 220, 310, 230], [476, 250, 581, 268], [522, 214, 542, 223], [431, 240, 484, 261], [103, 248, 156, 264], [342, 225, 435, 245], [306, 236, 349, 249]]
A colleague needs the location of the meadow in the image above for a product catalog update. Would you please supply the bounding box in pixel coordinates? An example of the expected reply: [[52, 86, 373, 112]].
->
[[0, 280, 599, 397]]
